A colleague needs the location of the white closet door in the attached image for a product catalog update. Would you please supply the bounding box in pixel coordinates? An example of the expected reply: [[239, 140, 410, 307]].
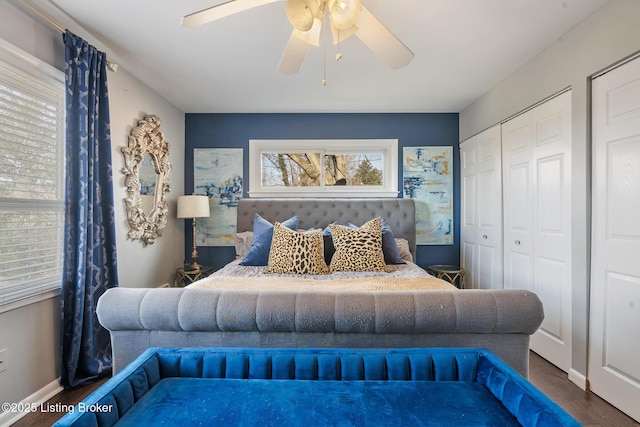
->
[[502, 91, 572, 372], [460, 136, 478, 288], [529, 92, 572, 370], [502, 112, 534, 292], [461, 125, 503, 289], [590, 57, 640, 422]]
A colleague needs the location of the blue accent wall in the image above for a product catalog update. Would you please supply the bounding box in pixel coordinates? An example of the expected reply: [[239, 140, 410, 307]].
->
[[184, 113, 459, 270]]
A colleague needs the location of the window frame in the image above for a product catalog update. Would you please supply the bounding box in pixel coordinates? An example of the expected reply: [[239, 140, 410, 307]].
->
[[0, 38, 65, 311], [248, 139, 398, 198]]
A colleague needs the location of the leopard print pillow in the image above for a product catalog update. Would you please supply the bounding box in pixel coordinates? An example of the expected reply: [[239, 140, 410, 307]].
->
[[329, 217, 387, 272], [266, 222, 329, 275]]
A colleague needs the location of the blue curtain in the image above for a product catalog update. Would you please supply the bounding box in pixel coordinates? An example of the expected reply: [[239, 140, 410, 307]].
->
[[61, 30, 118, 389]]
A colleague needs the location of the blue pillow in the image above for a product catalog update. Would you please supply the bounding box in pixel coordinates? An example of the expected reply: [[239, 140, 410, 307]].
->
[[240, 214, 298, 266], [347, 218, 406, 265]]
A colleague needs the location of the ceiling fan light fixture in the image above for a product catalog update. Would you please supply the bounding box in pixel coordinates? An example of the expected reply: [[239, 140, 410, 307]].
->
[[328, 0, 361, 30], [182, 0, 414, 76], [286, 0, 319, 31], [293, 17, 322, 46]]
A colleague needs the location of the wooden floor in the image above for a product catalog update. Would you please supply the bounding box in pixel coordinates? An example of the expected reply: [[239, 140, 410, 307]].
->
[[10, 377, 108, 427], [11, 351, 640, 426], [528, 351, 638, 427]]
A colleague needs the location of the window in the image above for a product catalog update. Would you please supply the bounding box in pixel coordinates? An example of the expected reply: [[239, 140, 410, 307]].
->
[[0, 39, 65, 309], [249, 139, 398, 197]]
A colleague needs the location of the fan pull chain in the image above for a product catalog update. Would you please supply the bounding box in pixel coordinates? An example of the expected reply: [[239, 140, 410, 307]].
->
[[322, 8, 328, 86]]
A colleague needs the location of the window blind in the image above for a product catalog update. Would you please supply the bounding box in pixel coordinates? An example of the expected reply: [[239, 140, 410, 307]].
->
[[0, 40, 65, 307]]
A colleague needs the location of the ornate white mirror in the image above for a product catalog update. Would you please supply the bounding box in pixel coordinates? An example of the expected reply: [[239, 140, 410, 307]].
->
[[121, 115, 171, 245]]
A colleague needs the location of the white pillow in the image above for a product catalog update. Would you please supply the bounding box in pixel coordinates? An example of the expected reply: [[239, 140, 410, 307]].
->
[[233, 231, 253, 259], [394, 238, 413, 263]]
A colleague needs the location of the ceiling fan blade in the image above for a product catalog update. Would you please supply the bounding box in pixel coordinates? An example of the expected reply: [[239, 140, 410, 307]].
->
[[277, 31, 311, 74], [354, 6, 415, 69], [181, 0, 284, 28]]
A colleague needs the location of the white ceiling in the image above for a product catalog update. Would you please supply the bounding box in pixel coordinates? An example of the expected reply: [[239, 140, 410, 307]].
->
[[44, 0, 609, 113]]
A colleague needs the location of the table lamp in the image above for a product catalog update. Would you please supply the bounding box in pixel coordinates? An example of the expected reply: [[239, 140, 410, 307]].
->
[[177, 195, 210, 270]]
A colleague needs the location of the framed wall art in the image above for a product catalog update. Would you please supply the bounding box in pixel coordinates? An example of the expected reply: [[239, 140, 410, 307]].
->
[[402, 146, 453, 245], [194, 148, 243, 246]]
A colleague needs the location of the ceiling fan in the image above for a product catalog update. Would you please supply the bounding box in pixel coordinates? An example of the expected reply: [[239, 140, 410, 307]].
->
[[181, 0, 415, 75]]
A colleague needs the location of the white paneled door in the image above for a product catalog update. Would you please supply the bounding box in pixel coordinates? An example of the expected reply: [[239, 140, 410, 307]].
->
[[502, 91, 572, 372], [460, 125, 503, 289], [590, 56, 640, 422]]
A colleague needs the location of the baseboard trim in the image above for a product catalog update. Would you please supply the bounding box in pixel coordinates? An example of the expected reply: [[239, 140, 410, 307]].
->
[[0, 378, 62, 427], [568, 368, 588, 390]]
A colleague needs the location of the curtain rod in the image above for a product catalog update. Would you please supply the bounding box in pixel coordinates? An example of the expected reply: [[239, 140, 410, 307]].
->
[[17, 0, 119, 72]]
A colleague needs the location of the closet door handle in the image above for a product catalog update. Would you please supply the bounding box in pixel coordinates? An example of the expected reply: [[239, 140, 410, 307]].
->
[[515, 240, 521, 245], [482, 235, 488, 239]]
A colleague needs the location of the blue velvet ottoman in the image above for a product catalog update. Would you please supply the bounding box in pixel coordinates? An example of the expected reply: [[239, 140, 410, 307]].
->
[[53, 347, 579, 427]]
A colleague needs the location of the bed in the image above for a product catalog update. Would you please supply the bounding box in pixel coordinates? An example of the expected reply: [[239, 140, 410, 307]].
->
[[96, 198, 544, 377], [190, 198, 457, 290]]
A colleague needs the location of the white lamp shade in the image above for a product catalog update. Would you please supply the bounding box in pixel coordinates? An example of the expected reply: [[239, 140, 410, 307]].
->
[[329, 0, 361, 30], [286, 0, 318, 32], [177, 195, 210, 219]]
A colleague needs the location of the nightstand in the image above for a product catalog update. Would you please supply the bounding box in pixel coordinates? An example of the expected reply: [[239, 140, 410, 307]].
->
[[426, 264, 466, 289], [173, 265, 214, 287]]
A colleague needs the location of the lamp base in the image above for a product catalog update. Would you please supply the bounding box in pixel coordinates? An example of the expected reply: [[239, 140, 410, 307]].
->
[[188, 217, 202, 271]]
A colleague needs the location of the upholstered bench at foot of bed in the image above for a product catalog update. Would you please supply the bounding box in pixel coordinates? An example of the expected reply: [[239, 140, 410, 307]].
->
[[53, 347, 578, 427], [97, 287, 544, 377]]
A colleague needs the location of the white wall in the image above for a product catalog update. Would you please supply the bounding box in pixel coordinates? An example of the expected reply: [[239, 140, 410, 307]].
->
[[0, 1, 185, 420], [109, 67, 185, 289], [459, 0, 640, 382]]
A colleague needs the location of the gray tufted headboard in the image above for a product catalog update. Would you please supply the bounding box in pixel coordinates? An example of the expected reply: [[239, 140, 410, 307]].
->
[[237, 198, 417, 260]]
